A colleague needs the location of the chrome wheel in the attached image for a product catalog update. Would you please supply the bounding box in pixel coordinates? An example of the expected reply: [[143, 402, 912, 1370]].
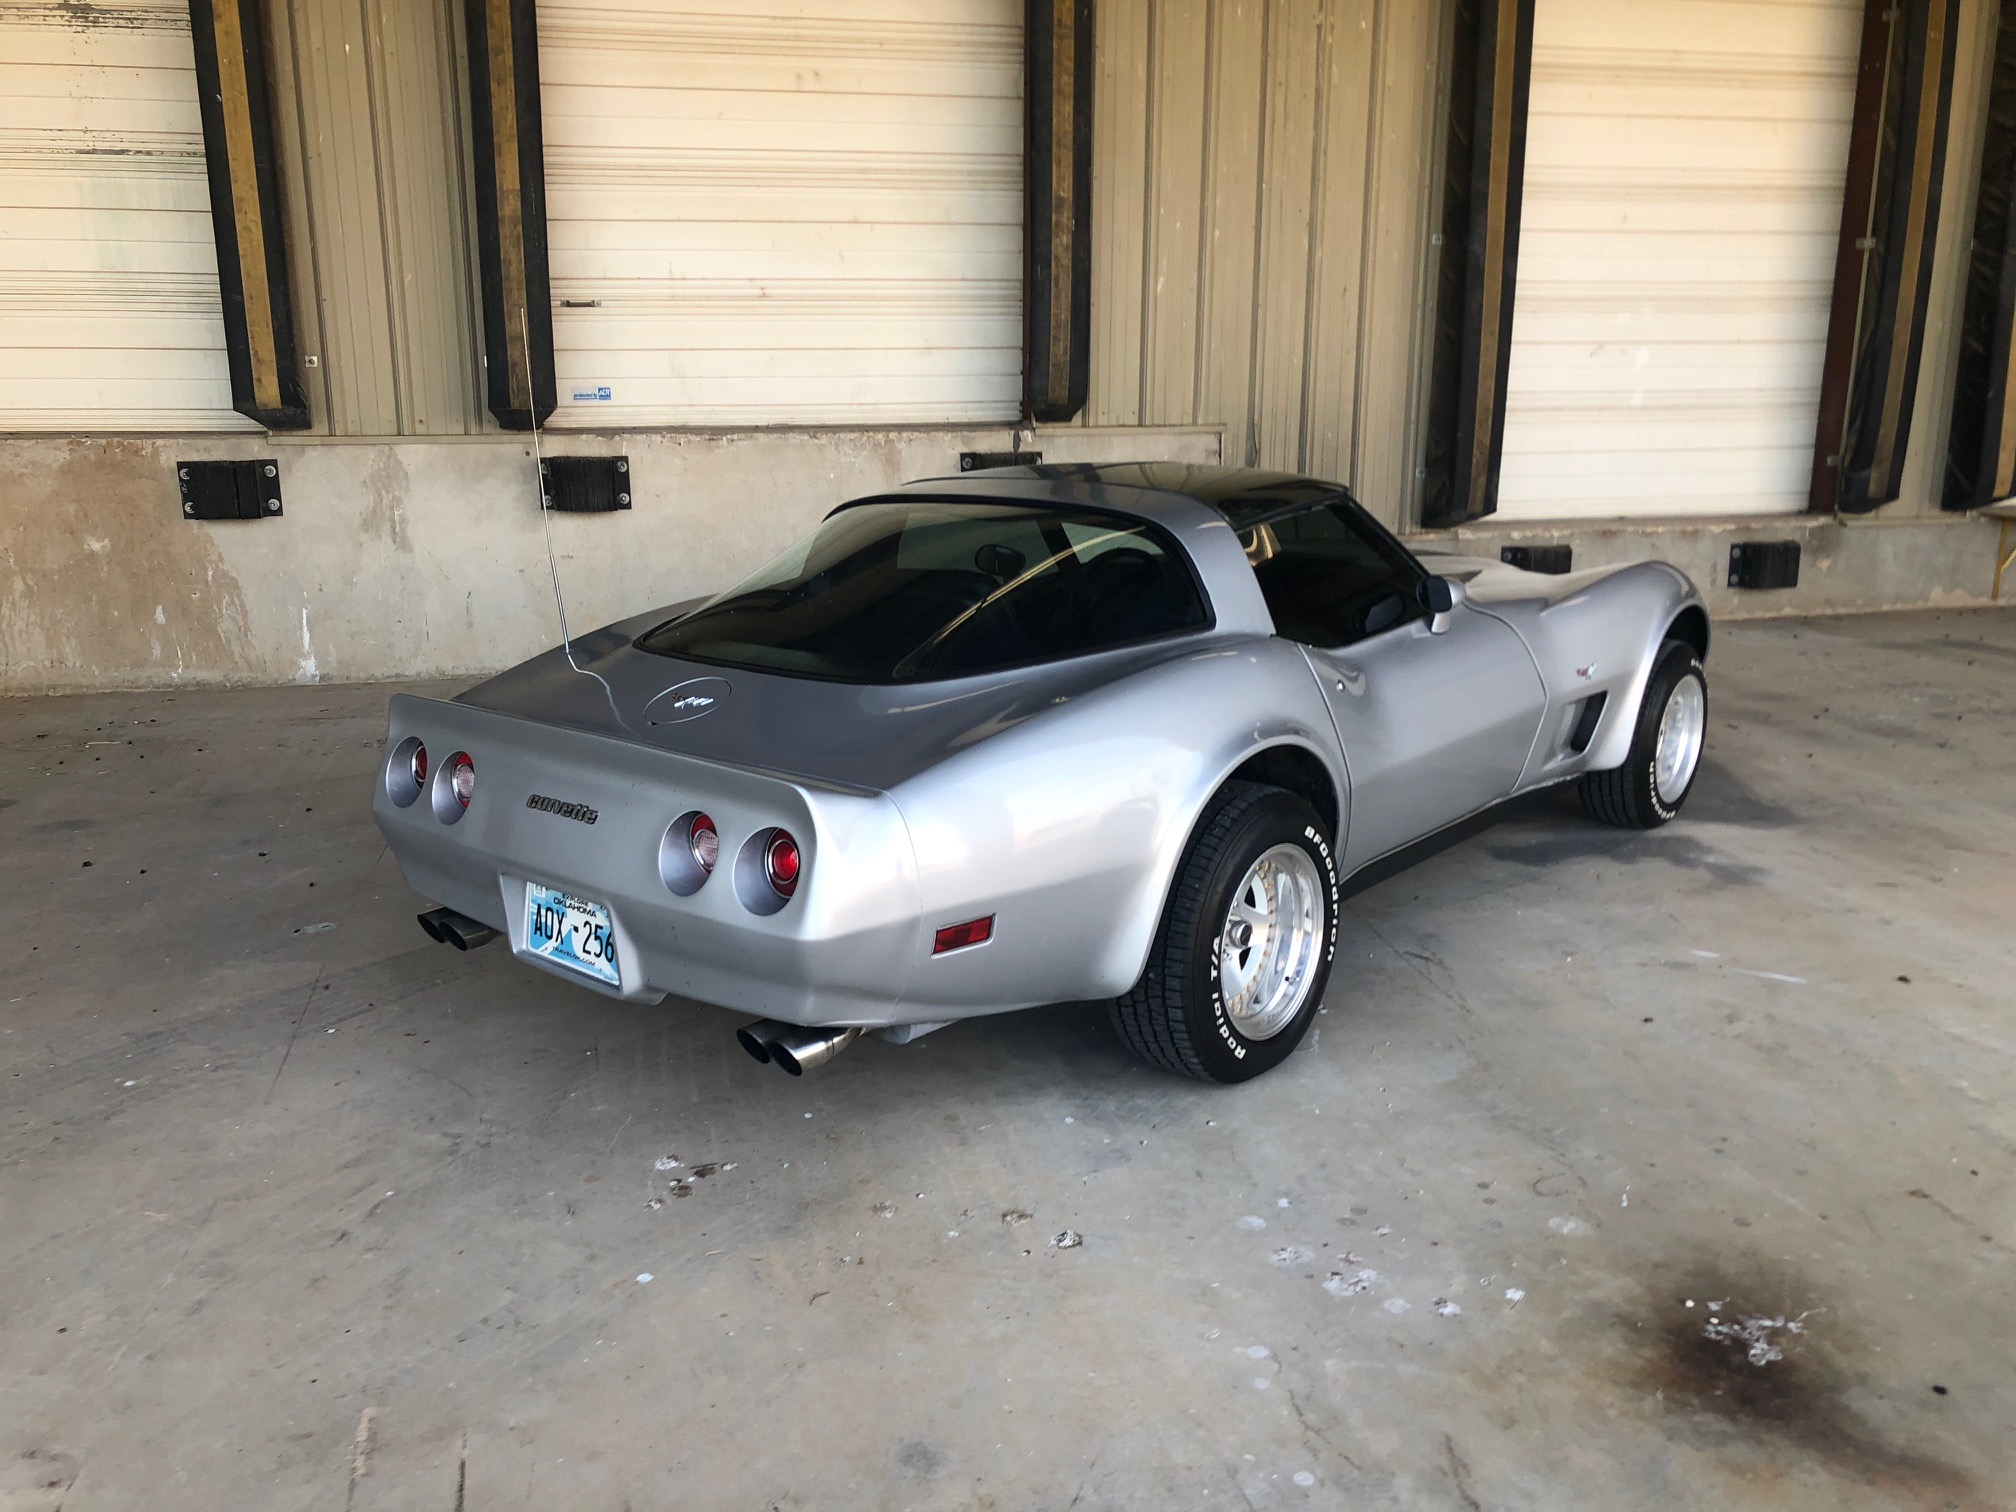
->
[[1654, 673, 1706, 806], [1219, 843, 1325, 1041]]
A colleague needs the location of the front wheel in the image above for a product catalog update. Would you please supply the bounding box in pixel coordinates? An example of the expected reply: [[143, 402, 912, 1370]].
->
[[1112, 782, 1340, 1083], [1578, 639, 1707, 828]]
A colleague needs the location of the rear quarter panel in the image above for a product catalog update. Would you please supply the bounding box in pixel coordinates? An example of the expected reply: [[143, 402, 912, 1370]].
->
[[888, 636, 1343, 1013]]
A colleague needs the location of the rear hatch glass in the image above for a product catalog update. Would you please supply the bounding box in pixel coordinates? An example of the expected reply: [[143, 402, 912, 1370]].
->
[[636, 501, 1209, 683]]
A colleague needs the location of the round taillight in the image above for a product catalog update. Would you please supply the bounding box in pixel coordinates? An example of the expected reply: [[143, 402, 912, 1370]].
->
[[387, 736, 428, 808], [659, 810, 717, 895], [448, 752, 475, 809], [764, 830, 801, 897], [689, 813, 719, 873]]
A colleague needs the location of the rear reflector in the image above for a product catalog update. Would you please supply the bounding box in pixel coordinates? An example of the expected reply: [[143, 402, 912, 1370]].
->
[[933, 916, 994, 954]]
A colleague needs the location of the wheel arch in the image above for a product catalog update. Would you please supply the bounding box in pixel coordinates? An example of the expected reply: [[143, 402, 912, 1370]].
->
[[1101, 731, 1345, 1004], [1223, 741, 1342, 846], [1108, 745, 1344, 1080], [1666, 604, 1710, 661], [1573, 571, 1709, 775]]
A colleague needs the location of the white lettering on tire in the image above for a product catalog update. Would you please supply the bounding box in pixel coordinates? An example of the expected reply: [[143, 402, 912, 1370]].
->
[[1208, 824, 1337, 1059]]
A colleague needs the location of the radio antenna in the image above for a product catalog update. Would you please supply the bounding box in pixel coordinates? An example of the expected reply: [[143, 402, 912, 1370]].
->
[[523, 305, 574, 658], [519, 308, 635, 732]]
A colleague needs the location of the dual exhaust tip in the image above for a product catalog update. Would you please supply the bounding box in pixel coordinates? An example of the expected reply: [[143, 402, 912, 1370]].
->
[[415, 911, 857, 1076], [736, 1019, 863, 1076], [417, 906, 498, 951]]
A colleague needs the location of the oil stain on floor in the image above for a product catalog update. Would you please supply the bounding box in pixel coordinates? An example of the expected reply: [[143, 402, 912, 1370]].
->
[[1617, 1259, 1980, 1506]]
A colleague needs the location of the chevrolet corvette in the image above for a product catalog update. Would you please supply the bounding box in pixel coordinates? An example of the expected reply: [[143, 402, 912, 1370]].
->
[[373, 463, 1709, 1082]]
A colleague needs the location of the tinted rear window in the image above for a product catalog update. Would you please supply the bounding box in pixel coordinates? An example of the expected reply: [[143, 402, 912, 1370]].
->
[[637, 502, 1209, 683]]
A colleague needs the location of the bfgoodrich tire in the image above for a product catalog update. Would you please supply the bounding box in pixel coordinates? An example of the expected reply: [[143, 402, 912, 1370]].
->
[[1578, 639, 1707, 829], [1112, 781, 1340, 1083]]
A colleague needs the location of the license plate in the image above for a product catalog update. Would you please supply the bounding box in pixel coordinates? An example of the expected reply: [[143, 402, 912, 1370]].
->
[[524, 883, 621, 987]]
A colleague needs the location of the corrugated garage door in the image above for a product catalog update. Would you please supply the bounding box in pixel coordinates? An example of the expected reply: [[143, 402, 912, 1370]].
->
[[1494, 0, 1863, 520], [0, 1, 251, 431], [538, 0, 1023, 428]]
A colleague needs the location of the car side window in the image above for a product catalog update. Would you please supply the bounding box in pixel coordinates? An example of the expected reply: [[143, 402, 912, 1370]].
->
[[1238, 502, 1425, 648]]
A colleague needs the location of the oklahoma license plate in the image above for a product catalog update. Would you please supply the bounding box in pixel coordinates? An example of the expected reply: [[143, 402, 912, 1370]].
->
[[524, 882, 621, 987]]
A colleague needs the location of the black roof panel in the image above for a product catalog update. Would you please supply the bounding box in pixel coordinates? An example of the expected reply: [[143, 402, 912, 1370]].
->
[[965, 461, 1349, 526]]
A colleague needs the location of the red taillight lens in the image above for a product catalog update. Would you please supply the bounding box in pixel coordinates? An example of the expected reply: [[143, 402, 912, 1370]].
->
[[689, 813, 719, 872], [764, 830, 801, 897], [933, 916, 995, 954], [448, 752, 474, 809], [410, 743, 428, 788]]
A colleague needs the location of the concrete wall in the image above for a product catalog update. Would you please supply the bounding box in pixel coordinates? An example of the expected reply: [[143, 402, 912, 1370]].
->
[[0, 426, 1219, 694], [14, 418, 1999, 700], [1412, 512, 2013, 624]]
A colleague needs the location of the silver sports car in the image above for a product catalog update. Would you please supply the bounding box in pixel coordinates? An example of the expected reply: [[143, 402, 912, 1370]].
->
[[374, 463, 1709, 1082]]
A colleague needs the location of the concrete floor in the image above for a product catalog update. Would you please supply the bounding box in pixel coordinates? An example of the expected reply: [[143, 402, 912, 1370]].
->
[[2, 608, 2012, 1511]]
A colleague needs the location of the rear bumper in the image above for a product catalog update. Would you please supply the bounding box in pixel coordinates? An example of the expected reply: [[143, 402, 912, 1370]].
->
[[396, 856, 923, 1023], [373, 695, 928, 1026]]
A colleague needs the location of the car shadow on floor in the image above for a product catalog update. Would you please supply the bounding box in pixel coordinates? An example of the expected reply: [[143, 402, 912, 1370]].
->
[[380, 753, 1805, 1110], [1340, 755, 1796, 902]]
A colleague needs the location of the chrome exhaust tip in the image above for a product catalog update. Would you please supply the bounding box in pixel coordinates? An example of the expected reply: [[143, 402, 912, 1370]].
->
[[418, 907, 498, 951], [766, 1025, 864, 1077], [734, 1021, 865, 1074], [735, 1019, 792, 1064]]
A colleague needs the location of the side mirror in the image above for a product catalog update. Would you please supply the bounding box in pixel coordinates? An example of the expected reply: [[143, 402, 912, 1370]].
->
[[1419, 575, 1457, 633]]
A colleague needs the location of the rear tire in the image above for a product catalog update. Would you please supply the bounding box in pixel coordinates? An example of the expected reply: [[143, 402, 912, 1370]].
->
[[1112, 782, 1339, 1083], [1578, 639, 1707, 829]]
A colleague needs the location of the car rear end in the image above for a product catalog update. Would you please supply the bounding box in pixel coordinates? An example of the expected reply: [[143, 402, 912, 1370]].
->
[[372, 693, 923, 1024]]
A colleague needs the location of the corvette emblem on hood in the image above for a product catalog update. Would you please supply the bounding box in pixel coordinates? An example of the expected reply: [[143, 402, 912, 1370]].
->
[[644, 676, 733, 725]]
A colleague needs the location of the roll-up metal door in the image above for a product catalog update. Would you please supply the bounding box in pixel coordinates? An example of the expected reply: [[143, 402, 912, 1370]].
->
[[537, 0, 1022, 428], [1495, 0, 1863, 520], [0, 1, 252, 432]]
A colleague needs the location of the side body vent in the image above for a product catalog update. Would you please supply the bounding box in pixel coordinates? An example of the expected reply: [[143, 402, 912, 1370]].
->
[[1566, 692, 1608, 755]]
